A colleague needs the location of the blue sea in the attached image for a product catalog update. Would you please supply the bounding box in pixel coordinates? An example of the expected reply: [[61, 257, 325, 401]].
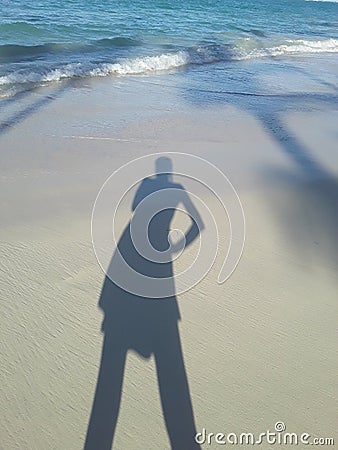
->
[[0, 0, 337, 97]]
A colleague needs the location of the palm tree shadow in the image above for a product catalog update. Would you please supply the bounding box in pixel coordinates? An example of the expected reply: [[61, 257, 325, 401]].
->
[[84, 157, 202, 450]]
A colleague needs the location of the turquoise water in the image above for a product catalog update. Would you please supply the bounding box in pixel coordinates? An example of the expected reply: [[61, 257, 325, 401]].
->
[[0, 0, 337, 96]]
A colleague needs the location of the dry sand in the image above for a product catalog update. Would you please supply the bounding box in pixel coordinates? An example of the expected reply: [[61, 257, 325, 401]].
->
[[0, 66, 337, 449]]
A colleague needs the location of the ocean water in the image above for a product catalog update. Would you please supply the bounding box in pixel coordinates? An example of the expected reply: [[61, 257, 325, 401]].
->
[[0, 0, 337, 97]]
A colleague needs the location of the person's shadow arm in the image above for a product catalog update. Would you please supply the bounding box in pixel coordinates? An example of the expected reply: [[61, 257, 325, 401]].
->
[[172, 189, 204, 253]]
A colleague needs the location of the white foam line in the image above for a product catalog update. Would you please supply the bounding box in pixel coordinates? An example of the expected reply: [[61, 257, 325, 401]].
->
[[306, 0, 338, 3], [51, 134, 159, 143]]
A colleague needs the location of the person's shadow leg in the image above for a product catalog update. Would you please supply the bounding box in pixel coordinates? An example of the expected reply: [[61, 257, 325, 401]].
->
[[84, 334, 127, 450], [154, 322, 201, 450]]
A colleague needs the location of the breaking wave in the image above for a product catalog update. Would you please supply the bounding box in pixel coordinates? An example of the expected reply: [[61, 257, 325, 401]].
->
[[1, 38, 338, 87]]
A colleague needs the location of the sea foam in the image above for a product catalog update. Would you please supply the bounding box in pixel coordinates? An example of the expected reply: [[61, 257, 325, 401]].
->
[[0, 38, 337, 87], [236, 38, 338, 60], [306, 0, 338, 3], [0, 52, 188, 86]]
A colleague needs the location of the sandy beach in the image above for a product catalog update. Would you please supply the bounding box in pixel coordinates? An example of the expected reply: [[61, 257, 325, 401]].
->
[[1, 55, 337, 450]]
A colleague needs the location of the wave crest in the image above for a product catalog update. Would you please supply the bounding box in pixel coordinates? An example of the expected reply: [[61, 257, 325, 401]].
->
[[0, 38, 337, 87], [235, 37, 338, 59], [0, 52, 188, 86]]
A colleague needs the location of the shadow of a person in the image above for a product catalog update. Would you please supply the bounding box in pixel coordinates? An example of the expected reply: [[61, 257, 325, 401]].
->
[[84, 157, 203, 450]]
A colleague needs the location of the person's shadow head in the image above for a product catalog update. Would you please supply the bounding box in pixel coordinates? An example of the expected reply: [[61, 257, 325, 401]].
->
[[155, 155, 173, 181], [84, 157, 203, 450]]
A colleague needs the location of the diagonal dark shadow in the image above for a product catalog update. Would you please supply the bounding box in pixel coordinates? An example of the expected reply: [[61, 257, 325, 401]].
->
[[255, 108, 328, 178], [0, 88, 34, 111], [0, 81, 71, 135], [84, 157, 202, 450], [179, 56, 338, 268], [285, 64, 338, 94]]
